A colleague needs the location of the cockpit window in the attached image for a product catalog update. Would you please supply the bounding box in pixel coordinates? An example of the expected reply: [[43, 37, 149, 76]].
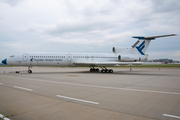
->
[[10, 55, 14, 57]]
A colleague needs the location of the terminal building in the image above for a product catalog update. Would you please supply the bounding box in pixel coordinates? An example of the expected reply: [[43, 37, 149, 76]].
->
[[146, 59, 180, 64]]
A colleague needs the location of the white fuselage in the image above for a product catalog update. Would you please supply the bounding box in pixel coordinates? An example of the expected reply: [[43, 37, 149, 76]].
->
[[7, 53, 117, 67], [6, 52, 147, 67]]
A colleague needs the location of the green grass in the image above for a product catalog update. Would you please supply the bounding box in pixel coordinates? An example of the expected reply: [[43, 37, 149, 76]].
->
[[118, 64, 180, 67], [0, 65, 13, 67]]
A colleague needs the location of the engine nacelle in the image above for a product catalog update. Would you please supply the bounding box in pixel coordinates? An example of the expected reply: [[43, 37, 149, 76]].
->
[[118, 55, 139, 62], [112, 47, 116, 53], [112, 47, 133, 54], [118, 54, 148, 62]]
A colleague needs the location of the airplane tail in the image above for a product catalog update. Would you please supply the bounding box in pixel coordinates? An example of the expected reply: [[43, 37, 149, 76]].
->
[[131, 34, 176, 55], [112, 34, 176, 55]]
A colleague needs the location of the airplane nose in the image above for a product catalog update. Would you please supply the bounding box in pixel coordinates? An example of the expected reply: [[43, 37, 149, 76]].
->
[[2, 59, 7, 65]]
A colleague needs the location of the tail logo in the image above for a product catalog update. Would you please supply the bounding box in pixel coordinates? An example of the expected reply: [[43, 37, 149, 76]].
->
[[30, 58, 33, 62], [136, 41, 145, 55]]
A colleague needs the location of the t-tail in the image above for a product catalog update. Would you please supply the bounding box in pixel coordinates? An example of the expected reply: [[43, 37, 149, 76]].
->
[[112, 34, 176, 62], [131, 34, 176, 55]]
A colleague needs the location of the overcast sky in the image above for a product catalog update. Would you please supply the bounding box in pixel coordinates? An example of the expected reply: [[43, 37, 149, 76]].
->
[[0, 0, 180, 61]]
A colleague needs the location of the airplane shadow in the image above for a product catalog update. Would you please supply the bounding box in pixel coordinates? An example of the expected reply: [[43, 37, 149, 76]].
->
[[80, 71, 168, 76], [20, 70, 169, 76]]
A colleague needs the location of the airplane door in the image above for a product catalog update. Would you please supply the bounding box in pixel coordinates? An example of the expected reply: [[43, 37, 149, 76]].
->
[[16, 53, 23, 65], [67, 54, 72, 62], [23, 53, 28, 61]]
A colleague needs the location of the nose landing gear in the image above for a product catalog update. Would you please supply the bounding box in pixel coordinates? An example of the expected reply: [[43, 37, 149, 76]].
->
[[28, 66, 32, 73]]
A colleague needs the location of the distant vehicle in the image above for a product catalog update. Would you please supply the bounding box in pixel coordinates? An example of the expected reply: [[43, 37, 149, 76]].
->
[[2, 34, 176, 73]]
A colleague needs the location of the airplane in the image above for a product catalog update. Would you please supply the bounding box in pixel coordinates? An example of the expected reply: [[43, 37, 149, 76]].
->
[[1, 34, 176, 73]]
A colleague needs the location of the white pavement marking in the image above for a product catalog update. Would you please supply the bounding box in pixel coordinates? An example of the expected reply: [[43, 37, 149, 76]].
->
[[56, 95, 99, 104], [0, 113, 11, 120], [163, 114, 180, 119], [1, 75, 180, 95], [14, 86, 33, 91], [0, 83, 3, 85]]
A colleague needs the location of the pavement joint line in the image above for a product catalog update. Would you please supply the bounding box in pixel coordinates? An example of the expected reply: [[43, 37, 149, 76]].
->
[[0, 113, 11, 120], [1, 75, 180, 95], [163, 114, 180, 119], [56, 95, 99, 104], [14, 86, 33, 91]]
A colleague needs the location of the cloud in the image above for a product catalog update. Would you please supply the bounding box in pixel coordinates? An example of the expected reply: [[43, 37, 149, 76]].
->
[[24, 0, 152, 46], [151, 0, 180, 13], [0, 0, 180, 61], [0, 0, 23, 6]]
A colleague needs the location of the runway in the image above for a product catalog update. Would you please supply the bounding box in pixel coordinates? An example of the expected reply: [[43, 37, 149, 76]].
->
[[0, 67, 180, 120]]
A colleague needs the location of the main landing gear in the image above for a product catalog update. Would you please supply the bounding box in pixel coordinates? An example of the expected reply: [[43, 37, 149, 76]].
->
[[100, 69, 113, 73], [89, 66, 113, 73], [28, 66, 32, 73], [100, 66, 113, 73], [90, 68, 100, 72]]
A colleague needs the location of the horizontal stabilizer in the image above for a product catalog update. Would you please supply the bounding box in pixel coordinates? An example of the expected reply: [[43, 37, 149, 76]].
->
[[132, 34, 176, 40]]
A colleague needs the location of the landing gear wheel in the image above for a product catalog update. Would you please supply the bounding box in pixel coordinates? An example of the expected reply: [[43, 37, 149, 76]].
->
[[95, 68, 99, 72], [28, 70, 32, 73], [101, 70, 105, 73], [109, 69, 113, 73], [90, 68, 100, 72], [105, 69, 109, 73]]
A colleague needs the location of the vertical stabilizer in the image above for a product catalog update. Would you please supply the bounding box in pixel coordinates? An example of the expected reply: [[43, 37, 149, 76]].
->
[[132, 40, 151, 55]]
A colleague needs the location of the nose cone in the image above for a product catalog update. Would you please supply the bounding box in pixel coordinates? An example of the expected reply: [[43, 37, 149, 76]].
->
[[2, 59, 7, 65]]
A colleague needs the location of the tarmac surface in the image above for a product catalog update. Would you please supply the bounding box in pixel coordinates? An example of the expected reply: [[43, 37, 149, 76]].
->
[[0, 67, 180, 120]]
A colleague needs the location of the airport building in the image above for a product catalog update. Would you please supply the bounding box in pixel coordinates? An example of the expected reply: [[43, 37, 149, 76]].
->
[[146, 59, 180, 64]]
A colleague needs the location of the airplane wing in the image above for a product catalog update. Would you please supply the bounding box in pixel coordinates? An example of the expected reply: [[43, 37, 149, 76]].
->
[[73, 62, 143, 66]]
